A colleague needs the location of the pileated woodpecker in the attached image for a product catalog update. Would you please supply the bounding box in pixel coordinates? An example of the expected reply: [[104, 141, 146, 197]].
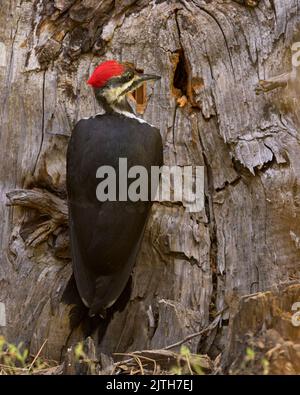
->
[[67, 60, 163, 317]]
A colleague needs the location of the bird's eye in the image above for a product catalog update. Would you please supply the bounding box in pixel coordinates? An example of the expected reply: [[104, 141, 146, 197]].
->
[[123, 70, 134, 81]]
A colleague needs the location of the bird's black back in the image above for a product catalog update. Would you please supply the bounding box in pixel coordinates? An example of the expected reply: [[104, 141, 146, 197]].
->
[[67, 113, 163, 316]]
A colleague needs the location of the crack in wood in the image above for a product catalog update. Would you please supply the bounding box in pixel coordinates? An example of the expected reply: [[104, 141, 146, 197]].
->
[[33, 70, 46, 175]]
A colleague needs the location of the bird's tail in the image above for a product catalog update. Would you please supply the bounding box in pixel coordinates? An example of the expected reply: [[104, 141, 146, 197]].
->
[[88, 224, 147, 317]]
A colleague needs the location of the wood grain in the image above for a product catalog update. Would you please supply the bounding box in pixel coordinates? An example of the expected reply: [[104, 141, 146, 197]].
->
[[0, 0, 299, 372]]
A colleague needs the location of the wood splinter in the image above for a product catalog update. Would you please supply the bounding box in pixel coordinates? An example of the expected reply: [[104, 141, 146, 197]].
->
[[6, 188, 68, 247], [255, 71, 294, 94]]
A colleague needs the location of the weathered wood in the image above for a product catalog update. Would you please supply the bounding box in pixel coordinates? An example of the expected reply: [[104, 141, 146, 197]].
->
[[0, 0, 300, 374], [225, 283, 300, 374]]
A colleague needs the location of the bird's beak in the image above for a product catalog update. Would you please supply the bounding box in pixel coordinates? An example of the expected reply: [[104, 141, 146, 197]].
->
[[137, 74, 161, 83], [123, 74, 161, 96]]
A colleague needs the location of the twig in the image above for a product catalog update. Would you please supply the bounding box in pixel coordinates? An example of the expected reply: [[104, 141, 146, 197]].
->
[[112, 307, 227, 371], [28, 339, 48, 371], [114, 352, 158, 374], [163, 306, 228, 350], [0, 363, 26, 372], [185, 355, 193, 375], [132, 355, 144, 375]]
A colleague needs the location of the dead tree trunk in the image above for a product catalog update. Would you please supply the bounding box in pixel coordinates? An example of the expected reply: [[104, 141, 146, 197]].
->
[[1, 0, 300, 373]]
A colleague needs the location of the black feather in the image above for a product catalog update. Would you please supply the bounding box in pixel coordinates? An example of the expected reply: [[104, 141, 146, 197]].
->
[[66, 113, 163, 316]]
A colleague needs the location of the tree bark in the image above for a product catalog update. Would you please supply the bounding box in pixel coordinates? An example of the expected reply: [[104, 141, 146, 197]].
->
[[0, 0, 300, 373]]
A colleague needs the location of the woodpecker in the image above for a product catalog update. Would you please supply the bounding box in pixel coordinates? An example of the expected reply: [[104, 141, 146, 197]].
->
[[66, 60, 163, 317]]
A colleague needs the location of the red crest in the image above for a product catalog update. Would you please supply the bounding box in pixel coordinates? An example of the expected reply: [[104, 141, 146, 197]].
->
[[87, 60, 125, 88]]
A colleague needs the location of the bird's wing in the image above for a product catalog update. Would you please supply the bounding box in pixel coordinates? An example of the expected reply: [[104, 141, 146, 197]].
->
[[68, 209, 94, 308], [66, 115, 163, 316]]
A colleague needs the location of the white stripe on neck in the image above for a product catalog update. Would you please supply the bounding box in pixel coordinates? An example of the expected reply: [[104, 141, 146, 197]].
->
[[82, 110, 153, 127], [112, 106, 154, 126]]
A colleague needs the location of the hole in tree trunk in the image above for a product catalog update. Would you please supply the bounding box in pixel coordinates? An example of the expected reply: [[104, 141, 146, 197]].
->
[[126, 65, 148, 114], [131, 83, 147, 114], [173, 49, 188, 97]]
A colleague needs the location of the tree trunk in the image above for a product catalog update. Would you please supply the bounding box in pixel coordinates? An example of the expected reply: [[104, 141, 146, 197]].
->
[[1, 0, 300, 373]]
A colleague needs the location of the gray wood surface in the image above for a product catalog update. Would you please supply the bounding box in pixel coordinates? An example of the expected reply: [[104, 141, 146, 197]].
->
[[0, 0, 299, 371]]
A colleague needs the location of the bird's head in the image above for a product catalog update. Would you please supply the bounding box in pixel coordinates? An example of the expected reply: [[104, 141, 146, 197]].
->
[[87, 60, 160, 108]]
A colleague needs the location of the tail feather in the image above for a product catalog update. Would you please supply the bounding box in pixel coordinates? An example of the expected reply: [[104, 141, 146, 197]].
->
[[89, 224, 146, 317]]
